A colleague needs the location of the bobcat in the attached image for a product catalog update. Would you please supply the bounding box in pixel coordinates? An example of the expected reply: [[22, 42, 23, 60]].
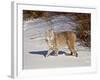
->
[[45, 29, 78, 57]]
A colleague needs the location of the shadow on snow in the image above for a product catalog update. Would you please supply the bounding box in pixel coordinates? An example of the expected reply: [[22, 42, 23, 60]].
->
[[29, 50, 72, 57]]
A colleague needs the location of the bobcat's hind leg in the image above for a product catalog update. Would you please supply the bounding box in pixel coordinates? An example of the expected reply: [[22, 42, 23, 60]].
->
[[74, 50, 78, 57], [67, 40, 74, 55], [67, 40, 78, 57]]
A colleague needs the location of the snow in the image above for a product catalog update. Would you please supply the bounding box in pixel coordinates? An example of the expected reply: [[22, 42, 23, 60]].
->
[[23, 15, 91, 69]]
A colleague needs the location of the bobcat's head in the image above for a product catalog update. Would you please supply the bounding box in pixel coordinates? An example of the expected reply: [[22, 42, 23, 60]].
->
[[45, 29, 55, 48]]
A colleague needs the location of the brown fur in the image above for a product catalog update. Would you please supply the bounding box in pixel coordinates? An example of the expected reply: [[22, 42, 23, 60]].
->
[[45, 30, 78, 57]]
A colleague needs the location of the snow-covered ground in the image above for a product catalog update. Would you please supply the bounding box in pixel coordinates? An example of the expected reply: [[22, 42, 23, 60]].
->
[[23, 15, 91, 69]]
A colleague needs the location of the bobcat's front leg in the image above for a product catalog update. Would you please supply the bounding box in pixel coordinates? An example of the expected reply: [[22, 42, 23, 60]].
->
[[45, 48, 53, 57], [54, 48, 59, 56]]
